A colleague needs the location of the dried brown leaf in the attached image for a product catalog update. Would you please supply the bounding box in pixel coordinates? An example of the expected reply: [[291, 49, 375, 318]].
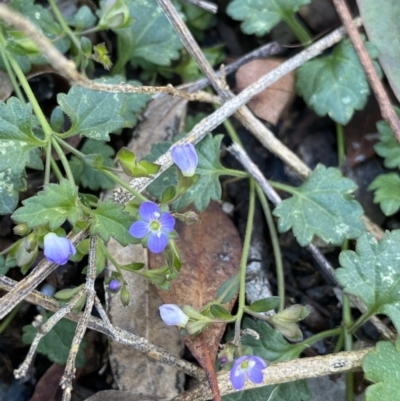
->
[[235, 58, 295, 125], [150, 202, 242, 399]]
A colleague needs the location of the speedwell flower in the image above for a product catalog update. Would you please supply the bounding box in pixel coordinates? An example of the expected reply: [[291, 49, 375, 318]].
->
[[159, 304, 189, 327], [230, 355, 267, 390], [171, 143, 198, 177], [108, 278, 122, 293], [129, 202, 175, 253], [43, 233, 76, 265]]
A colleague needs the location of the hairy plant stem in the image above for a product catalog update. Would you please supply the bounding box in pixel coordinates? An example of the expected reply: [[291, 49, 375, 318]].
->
[[256, 186, 285, 312], [0, 42, 24, 102], [44, 141, 52, 185], [336, 123, 346, 165], [47, 0, 83, 65], [283, 12, 312, 45], [233, 179, 255, 345], [6, 49, 52, 140], [51, 137, 75, 185], [50, 158, 63, 181], [55, 136, 148, 202]]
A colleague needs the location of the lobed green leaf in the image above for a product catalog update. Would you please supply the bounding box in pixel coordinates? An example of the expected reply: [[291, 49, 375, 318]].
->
[[273, 164, 365, 246], [11, 179, 82, 230], [296, 39, 378, 125], [336, 230, 400, 332], [368, 173, 400, 216], [227, 0, 310, 37]]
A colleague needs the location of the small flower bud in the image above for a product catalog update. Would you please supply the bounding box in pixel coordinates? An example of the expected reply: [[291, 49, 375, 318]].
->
[[171, 143, 198, 177], [174, 210, 200, 225], [13, 224, 29, 236], [108, 278, 122, 293], [120, 287, 131, 307], [159, 304, 189, 327]]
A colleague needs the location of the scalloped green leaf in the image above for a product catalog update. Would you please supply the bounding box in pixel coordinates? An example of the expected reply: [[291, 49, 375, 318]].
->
[[226, 0, 310, 37], [11, 179, 82, 230], [0, 98, 44, 174], [273, 164, 365, 246], [368, 173, 400, 216], [0, 168, 26, 215], [336, 230, 400, 332], [57, 77, 150, 140], [70, 139, 115, 191], [374, 107, 400, 168], [146, 135, 230, 212], [22, 311, 86, 367], [57, 86, 127, 141], [363, 341, 400, 401], [356, 0, 400, 104], [113, 0, 183, 73], [89, 200, 139, 246], [296, 39, 378, 125]]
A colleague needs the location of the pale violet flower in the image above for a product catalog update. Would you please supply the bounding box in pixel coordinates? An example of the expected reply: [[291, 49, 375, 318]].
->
[[171, 143, 198, 177], [159, 304, 189, 327], [230, 356, 267, 390], [129, 202, 175, 253], [43, 233, 76, 265]]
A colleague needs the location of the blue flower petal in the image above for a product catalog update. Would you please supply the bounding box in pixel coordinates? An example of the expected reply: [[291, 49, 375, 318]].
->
[[171, 144, 198, 177], [43, 233, 76, 265], [230, 367, 245, 390], [129, 221, 149, 238], [251, 356, 267, 370], [159, 304, 189, 327], [159, 212, 175, 233], [247, 366, 264, 384], [148, 232, 169, 253], [139, 202, 161, 222]]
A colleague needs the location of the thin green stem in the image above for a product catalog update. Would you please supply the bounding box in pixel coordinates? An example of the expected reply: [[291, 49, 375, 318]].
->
[[51, 137, 75, 185], [223, 168, 248, 178], [6, 50, 52, 138], [44, 141, 52, 185], [269, 180, 297, 195], [50, 158, 63, 181], [101, 169, 148, 202], [298, 327, 341, 348], [222, 117, 243, 147], [343, 294, 354, 401], [0, 303, 23, 334], [348, 310, 374, 334], [47, 0, 82, 54], [0, 44, 24, 102], [55, 136, 86, 159], [336, 122, 346, 166], [77, 26, 101, 36], [333, 329, 345, 353], [233, 179, 256, 345], [283, 13, 312, 45], [256, 185, 285, 312]]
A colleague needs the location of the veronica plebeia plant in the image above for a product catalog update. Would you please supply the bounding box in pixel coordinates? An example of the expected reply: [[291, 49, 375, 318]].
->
[[0, 1, 399, 401]]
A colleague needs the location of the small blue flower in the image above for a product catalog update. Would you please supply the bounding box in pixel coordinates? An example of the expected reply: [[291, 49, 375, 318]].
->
[[43, 233, 76, 265], [159, 304, 189, 327], [129, 202, 175, 253], [230, 356, 267, 390], [171, 143, 198, 177], [108, 278, 122, 293]]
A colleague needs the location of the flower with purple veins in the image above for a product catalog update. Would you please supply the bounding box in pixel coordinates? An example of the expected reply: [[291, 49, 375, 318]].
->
[[230, 355, 267, 390], [159, 304, 189, 327], [43, 233, 76, 265], [129, 202, 175, 253], [171, 143, 198, 177]]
